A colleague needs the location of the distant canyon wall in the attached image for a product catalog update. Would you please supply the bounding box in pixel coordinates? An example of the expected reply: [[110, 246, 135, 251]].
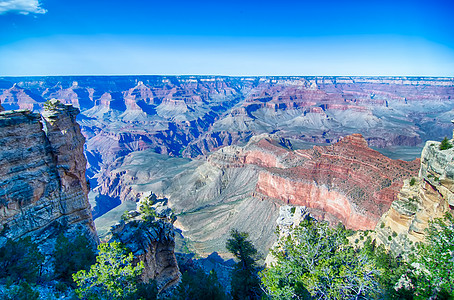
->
[[1, 76, 453, 166]]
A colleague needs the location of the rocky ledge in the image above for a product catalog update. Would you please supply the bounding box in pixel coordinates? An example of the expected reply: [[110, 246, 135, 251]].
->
[[374, 138, 454, 255], [109, 192, 180, 293]]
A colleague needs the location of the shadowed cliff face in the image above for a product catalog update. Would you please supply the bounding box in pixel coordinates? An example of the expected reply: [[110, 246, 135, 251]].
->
[[95, 134, 419, 255], [0, 101, 98, 273]]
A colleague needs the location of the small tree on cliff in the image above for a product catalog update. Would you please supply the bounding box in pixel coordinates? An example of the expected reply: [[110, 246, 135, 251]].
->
[[260, 219, 380, 299], [226, 229, 262, 300], [439, 137, 453, 150], [72, 241, 144, 299]]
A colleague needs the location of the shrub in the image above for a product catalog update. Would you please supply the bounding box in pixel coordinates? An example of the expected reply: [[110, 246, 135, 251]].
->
[[411, 214, 454, 298], [55, 281, 68, 293], [121, 210, 131, 222], [53, 232, 96, 284], [362, 240, 412, 299], [4, 281, 40, 300], [0, 237, 44, 283], [439, 137, 453, 150], [409, 177, 416, 186], [171, 269, 226, 300], [139, 198, 157, 222], [261, 219, 380, 299], [73, 241, 144, 299]]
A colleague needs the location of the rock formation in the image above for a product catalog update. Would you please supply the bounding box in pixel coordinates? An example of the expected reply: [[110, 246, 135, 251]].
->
[[95, 134, 419, 256], [0, 100, 98, 266], [374, 138, 454, 255], [109, 193, 180, 292], [211, 133, 420, 230]]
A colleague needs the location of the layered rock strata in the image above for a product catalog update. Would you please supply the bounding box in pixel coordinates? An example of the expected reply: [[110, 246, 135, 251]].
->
[[210, 134, 420, 230], [0, 100, 97, 250], [374, 139, 454, 254], [95, 134, 419, 256], [2, 76, 453, 219], [109, 193, 180, 292]]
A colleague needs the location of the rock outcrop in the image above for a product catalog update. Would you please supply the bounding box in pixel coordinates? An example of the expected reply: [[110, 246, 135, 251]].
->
[[265, 205, 314, 266], [109, 193, 180, 292], [0, 101, 97, 261], [374, 139, 454, 255]]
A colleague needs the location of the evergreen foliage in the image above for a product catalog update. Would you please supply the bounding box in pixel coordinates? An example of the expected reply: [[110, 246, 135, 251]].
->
[[3, 281, 40, 300], [130, 280, 158, 300], [226, 229, 262, 300], [411, 213, 454, 298], [139, 196, 157, 222], [439, 137, 453, 150], [0, 237, 44, 283], [260, 220, 380, 299], [362, 240, 412, 299], [172, 269, 227, 300], [53, 232, 96, 284], [72, 241, 145, 299]]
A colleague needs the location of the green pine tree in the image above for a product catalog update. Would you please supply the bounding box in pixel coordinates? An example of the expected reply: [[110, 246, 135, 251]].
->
[[226, 229, 262, 300]]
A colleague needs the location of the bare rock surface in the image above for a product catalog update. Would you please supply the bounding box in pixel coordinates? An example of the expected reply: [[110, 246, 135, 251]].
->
[[373, 139, 454, 255], [0, 101, 98, 273]]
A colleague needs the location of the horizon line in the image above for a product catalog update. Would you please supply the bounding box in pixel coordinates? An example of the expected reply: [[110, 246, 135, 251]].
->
[[1, 74, 454, 79]]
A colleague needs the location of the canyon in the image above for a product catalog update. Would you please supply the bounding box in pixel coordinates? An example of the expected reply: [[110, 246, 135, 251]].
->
[[1, 76, 453, 256], [96, 133, 419, 255], [0, 101, 180, 289]]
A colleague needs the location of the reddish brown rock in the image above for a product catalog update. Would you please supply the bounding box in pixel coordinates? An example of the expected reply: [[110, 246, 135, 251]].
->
[[212, 134, 420, 230]]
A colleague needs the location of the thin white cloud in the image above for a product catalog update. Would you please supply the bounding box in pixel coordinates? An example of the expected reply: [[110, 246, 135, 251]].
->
[[0, 0, 47, 15]]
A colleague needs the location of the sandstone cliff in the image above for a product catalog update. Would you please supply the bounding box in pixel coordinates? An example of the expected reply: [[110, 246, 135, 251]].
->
[[0, 100, 98, 262], [109, 193, 180, 292], [374, 138, 454, 255]]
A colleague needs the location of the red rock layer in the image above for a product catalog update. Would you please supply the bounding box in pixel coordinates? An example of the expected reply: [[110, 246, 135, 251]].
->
[[220, 134, 420, 230]]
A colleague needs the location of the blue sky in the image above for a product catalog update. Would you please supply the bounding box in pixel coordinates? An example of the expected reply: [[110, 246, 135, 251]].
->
[[0, 0, 453, 76]]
